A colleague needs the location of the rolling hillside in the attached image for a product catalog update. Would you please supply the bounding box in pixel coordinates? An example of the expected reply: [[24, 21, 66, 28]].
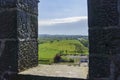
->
[[38, 39, 88, 60]]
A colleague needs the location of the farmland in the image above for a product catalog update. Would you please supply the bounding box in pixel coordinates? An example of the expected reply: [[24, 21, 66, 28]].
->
[[38, 34, 89, 64]]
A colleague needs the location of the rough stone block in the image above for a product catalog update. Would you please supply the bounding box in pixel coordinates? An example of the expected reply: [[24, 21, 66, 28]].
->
[[89, 56, 110, 79], [0, 41, 18, 75], [88, 0, 118, 28], [0, 0, 16, 8], [18, 40, 38, 71], [17, 11, 38, 39], [0, 0, 39, 76], [88, 0, 120, 79], [0, 10, 17, 39], [16, 0, 38, 15]]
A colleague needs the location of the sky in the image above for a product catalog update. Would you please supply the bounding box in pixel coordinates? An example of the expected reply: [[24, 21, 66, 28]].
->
[[38, 0, 88, 35]]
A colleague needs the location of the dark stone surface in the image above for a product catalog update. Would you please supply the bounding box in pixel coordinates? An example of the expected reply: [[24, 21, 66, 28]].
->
[[88, 0, 120, 79], [0, 10, 17, 39], [88, 0, 118, 27], [0, 0, 16, 8], [0, 41, 18, 75], [16, 0, 39, 15], [17, 11, 38, 39], [18, 41, 38, 71], [17, 75, 86, 80], [89, 56, 110, 78], [0, 0, 39, 78]]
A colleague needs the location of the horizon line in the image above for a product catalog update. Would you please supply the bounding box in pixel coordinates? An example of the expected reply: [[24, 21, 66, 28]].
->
[[38, 34, 88, 36]]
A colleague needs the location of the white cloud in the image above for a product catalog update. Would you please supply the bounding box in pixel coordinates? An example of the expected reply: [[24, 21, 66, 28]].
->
[[38, 16, 87, 26]]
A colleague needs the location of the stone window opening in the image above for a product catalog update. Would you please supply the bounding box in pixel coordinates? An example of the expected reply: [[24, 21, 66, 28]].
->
[[36, 0, 89, 79], [0, 0, 120, 80]]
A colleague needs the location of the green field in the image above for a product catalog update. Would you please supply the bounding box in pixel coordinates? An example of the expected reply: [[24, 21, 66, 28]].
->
[[38, 39, 88, 64]]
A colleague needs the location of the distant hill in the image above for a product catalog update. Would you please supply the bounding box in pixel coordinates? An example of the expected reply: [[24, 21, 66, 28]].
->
[[38, 34, 88, 42]]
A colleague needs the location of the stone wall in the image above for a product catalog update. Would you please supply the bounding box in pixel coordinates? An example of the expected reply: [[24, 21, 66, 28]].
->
[[1, 0, 120, 80], [0, 0, 39, 76], [17, 75, 87, 80], [88, 0, 120, 79], [17, 0, 39, 71]]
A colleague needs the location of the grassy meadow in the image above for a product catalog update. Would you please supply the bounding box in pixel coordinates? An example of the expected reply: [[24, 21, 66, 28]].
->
[[38, 35, 89, 64]]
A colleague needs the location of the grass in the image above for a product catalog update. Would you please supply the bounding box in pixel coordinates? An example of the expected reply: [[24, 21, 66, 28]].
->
[[38, 39, 88, 64]]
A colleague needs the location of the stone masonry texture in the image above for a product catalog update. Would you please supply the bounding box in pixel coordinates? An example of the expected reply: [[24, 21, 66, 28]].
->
[[88, 0, 120, 79], [1, 0, 120, 80], [0, 0, 39, 76]]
